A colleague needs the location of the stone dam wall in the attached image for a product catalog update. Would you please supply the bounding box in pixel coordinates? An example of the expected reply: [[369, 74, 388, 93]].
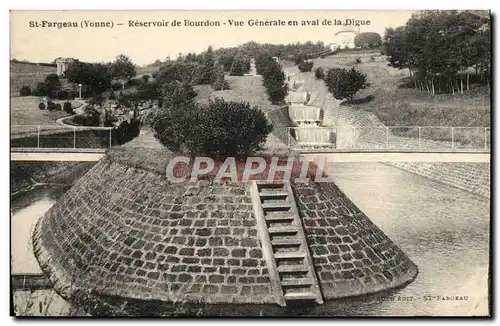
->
[[33, 150, 418, 315], [11, 162, 96, 196], [385, 162, 490, 198]]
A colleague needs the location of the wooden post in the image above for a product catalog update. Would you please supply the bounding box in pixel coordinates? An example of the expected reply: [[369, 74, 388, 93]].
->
[[37, 126, 40, 148], [386, 127, 389, 148], [73, 127, 76, 148]]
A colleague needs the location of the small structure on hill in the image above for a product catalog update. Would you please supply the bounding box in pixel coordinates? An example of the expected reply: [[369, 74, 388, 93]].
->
[[288, 104, 323, 126], [55, 57, 77, 76], [332, 28, 360, 50], [286, 91, 310, 105]]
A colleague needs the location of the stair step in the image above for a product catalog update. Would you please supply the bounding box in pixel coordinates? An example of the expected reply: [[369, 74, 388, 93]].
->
[[259, 191, 288, 198], [271, 238, 302, 246], [268, 226, 298, 234], [262, 202, 291, 210], [274, 251, 306, 259], [281, 278, 314, 287], [278, 265, 309, 273], [284, 292, 318, 301], [265, 215, 295, 222]]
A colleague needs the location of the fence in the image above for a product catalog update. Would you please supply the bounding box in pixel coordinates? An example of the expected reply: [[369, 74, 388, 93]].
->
[[11, 125, 115, 149], [288, 126, 491, 151]]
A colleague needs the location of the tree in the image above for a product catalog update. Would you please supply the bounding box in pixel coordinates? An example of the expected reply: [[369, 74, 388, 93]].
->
[[298, 61, 314, 72], [314, 67, 324, 80], [34, 74, 61, 98], [354, 32, 383, 48], [152, 98, 273, 156], [142, 74, 150, 84], [111, 54, 137, 89], [211, 62, 228, 90], [199, 46, 216, 84], [255, 54, 288, 104], [65, 62, 112, 96], [325, 68, 369, 103], [229, 53, 250, 76]]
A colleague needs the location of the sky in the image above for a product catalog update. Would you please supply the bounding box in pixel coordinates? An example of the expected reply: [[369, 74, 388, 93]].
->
[[11, 10, 416, 66]]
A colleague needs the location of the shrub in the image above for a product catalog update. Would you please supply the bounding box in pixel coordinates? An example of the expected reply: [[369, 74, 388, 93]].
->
[[324, 67, 369, 103], [355, 57, 362, 64], [142, 74, 150, 84], [298, 60, 314, 72], [354, 32, 382, 49], [55, 103, 62, 111], [46, 101, 57, 111], [63, 101, 74, 114], [38, 102, 46, 110], [255, 54, 288, 104], [152, 98, 273, 156], [108, 91, 116, 100], [229, 53, 251, 76], [19, 86, 31, 96], [56, 90, 70, 100], [211, 63, 229, 90], [314, 67, 324, 80], [111, 82, 122, 91]]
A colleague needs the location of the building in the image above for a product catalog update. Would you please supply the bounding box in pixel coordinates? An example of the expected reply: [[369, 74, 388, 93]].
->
[[55, 57, 77, 76], [332, 28, 360, 50]]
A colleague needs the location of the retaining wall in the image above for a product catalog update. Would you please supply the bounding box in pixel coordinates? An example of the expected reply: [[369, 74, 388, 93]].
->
[[266, 106, 296, 145], [385, 162, 490, 198]]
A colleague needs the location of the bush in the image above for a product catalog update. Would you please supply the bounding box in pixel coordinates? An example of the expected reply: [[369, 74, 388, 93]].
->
[[142, 74, 150, 84], [46, 101, 57, 111], [324, 67, 369, 103], [153, 98, 273, 156], [56, 90, 71, 100], [38, 102, 46, 110], [111, 82, 122, 91], [298, 60, 314, 72], [19, 86, 32, 96], [255, 54, 288, 104], [55, 103, 62, 111], [314, 67, 324, 80], [355, 57, 362, 64], [354, 32, 382, 49], [63, 102, 74, 114]]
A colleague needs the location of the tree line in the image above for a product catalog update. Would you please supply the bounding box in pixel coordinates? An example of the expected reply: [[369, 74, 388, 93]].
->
[[383, 10, 491, 95]]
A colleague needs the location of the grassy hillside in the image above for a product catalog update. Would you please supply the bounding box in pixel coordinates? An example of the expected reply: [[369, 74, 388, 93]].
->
[[311, 52, 491, 128], [10, 62, 57, 97]]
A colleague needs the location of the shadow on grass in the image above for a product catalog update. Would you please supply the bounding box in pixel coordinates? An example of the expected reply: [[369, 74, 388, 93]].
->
[[339, 94, 375, 106]]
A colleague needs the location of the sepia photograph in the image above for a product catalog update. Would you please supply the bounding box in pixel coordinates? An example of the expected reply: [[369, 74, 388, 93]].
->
[[9, 9, 491, 317]]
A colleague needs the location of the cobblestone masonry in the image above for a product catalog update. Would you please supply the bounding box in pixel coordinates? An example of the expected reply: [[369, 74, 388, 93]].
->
[[294, 181, 418, 299], [33, 153, 418, 313], [385, 162, 490, 198]]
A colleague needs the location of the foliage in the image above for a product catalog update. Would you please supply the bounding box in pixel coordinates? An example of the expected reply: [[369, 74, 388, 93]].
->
[[19, 85, 31, 96], [298, 60, 314, 72], [355, 57, 362, 64], [142, 74, 150, 84], [229, 53, 251, 76], [110, 54, 137, 86], [324, 67, 369, 103], [155, 61, 202, 85], [354, 32, 383, 48], [34, 74, 61, 98], [46, 101, 57, 111], [136, 81, 162, 101], [211, 62, 229, 90], [63, 101, 74, 114], [383, 10, 491, 94], [255, 54, 288, 104], [314, 67, 324, 79], [199, 46, 216, 84], [65, 61, 112, 96], [152, 98, 272, 156]]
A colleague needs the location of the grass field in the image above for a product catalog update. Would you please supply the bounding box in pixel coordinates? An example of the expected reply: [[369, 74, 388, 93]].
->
[[311, 53, 491, 128], [11, 97, 70, 127]]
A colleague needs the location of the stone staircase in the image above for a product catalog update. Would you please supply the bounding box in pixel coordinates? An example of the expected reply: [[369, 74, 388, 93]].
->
[[250, 181, 323, 306]]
